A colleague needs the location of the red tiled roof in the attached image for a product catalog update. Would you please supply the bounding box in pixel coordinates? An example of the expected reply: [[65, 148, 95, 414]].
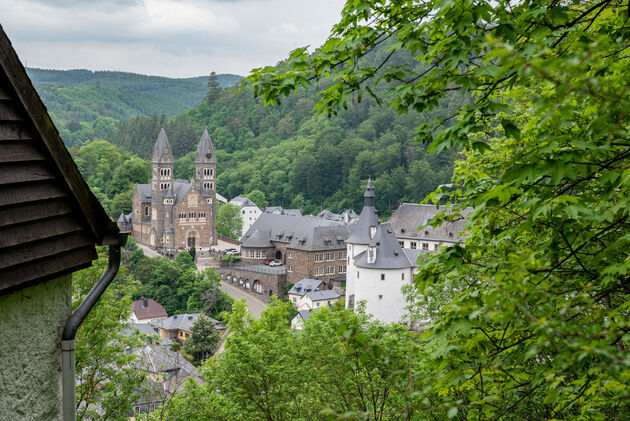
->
[[131, 297, 167, 320]]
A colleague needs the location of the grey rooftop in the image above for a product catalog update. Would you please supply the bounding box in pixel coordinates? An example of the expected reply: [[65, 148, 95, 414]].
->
[[241, 213, 349, 251], [388, 203, 472, 243], [306, 289, 340, 302], [288, 278, 323, 296], [354, 222, 415, 270]]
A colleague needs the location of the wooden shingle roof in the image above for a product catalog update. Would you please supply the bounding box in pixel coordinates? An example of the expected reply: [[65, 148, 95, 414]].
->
[[0, 24, 118, 294]]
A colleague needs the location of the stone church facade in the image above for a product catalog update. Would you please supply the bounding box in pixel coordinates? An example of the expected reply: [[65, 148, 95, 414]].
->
[[120, 128, 218, 252]]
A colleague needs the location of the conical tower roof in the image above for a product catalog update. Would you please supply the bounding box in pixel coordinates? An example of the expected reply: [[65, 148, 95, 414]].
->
[[152, 128, 173, 162], [347, 179, 380, 245], [355, 223, 414, 269], [195, 128, 215, 163]]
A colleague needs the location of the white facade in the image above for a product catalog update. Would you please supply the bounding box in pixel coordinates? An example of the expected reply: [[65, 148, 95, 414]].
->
[[344, 180, 416, 324], [239, 205, 262, 238], [346, 243, 415, 324]]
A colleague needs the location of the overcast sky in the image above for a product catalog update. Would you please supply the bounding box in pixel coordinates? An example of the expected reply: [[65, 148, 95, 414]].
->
[[0, 0, 346, 78]]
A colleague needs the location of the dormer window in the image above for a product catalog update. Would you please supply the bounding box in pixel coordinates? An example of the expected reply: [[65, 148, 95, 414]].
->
[[367, 246, 376, 264], [370, 225, 376, 239]]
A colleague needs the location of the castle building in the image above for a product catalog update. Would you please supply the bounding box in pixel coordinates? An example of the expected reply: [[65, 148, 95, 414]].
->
[[239, 212, 350, 287], [345, 180, 418, 324], [122, 128, 217, 251]]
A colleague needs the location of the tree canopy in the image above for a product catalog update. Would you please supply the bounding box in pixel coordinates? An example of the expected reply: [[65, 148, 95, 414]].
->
[[245, 0, 630, 418], [216, 203, 243, 239]]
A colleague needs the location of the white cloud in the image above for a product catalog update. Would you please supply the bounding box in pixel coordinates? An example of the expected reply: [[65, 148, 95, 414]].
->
[[0, 0, 345, 77]]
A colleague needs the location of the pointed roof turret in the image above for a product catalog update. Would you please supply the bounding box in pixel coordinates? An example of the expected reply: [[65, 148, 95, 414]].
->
[[347, 179, 380, 245], [195, 128, 215, 163], [364, 177, 375, 207], [152, 128, 173, 162]]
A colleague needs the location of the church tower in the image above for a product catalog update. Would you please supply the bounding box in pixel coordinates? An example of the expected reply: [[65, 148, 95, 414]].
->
[[194, 129, 218, 245], [151, 128, 174, 250]]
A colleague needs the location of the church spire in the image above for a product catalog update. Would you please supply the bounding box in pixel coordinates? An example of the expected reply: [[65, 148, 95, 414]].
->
[[152, 128, 173, 163], [363, 177, 375, 207], [195, 128, 215, 163]]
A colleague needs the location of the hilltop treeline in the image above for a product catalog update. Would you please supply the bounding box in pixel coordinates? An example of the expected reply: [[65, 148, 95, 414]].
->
[[106, 52, 468, 215]]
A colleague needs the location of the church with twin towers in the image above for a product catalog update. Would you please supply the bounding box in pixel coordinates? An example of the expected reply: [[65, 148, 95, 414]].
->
[[118, 128, 218, 252]]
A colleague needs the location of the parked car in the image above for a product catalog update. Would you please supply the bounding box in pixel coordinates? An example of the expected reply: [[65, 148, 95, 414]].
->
[[269, 260, 282, 267], [264, 259, 271, 265], [225, 248, 239, 255]]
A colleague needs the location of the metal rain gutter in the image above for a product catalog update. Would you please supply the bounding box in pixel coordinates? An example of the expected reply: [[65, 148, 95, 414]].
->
[[61, 232, 128, 421]]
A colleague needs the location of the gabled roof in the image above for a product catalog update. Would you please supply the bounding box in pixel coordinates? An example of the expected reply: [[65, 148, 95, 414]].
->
[[195, 129, 215, 164], [135, 344, 199, 376], [288, 278, 323, 296], [131, 297, 167, 320], [265, 206, 283, 214], [135, 180, 193, 208], [152, 128, 173, 163], [306, 289, 340, 302], [230, 196, 257, 208], [293, 309, 312, 322], [241, 213, 349, 251], [121, 323, 159, 337], [388, 203, 472, 243], [0, 25, 119, 293], [154, 313, 200, 332]]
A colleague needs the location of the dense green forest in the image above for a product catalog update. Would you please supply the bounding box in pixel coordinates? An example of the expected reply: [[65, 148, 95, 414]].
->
[[28, 68, 241, 147], [102, 44, 468, 216], [47, 44, 466, 217]]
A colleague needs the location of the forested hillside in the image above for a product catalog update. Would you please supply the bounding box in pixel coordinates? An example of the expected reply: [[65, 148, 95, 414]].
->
[[41, 44, 467, 217], [106, 45, 469, 216], [28, 68, 241, 147]]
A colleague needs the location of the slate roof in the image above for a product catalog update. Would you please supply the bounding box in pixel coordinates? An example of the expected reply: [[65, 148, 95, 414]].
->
[[195, 129, 215, 163], [154, 313, 223, 332], [136, 184, 152, 203], [354, 222, 415, 270], [317, 209, 339, 220], [230, 196, 257, 208], [346, 195, 380, 245], [152, 128, 173, 162], [131, 297, 167, 320], [121, 323, 158, 337], [284, 209, 302, 216], [288, 278, 323, 296], [295, 309, 311, 322], [135, 181, 193, 207], [0, 25, 120, 292], [306, 289, 340, 302], [265, 206, 284, 214], [388, 203, 472, 243], [402, 248, 426, 267], [318, 209, 358, 223], [241, 213, 349, 251], [154, 313, 200, 332], [243, 228, 272, 247], [117, 213, 132, 227], [135, 344, 199, 376]]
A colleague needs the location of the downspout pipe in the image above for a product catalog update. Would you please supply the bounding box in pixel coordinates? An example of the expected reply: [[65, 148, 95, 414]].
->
[[62, 232, 128, 421]]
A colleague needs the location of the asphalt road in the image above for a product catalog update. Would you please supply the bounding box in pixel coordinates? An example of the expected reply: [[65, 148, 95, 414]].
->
[[219, 280, 266, 318]]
